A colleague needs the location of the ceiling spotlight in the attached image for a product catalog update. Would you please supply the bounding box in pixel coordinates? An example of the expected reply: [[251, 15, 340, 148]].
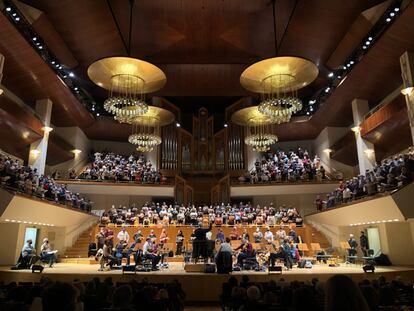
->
[[365, 41, 370, 45], [386, 17, 391, 22], [390, 12, 395, 17], [74, 87, 78, 91], [12, 13, 16, 16], [337, 75, 342, 79], [96, 113, 100, 116], [176, 122, 181, 128], [69, 72, 75, 78], [401, 86, 414, 96], [42, 126, 53, 133], [350, 61, 354, 65], [38, 46, 43, 49], [306, 111, 310, 115], [51, 61, 55, 65], [362, 46, 367, 50], [346, 64, 351, 68], [351, 126, 361, 133], [71, 149, 82, 155], [224, 123, 228, 128], [6, 7, 11, 11], [394, 7, 399, 12], [309, 107, 313, 112], [59, 65, 63, 69], [325, 87, 330, 93], [328, 72, 334, 78], [0, 88, 3, 95], [343, 66, 347, 70], [368, 37, 373, 41], [32, 37, 37, 41], [92, 106, 95, 111], [30, 149, 40, 156], [15, 17, 20, 21], [323, 148, 332, 154]]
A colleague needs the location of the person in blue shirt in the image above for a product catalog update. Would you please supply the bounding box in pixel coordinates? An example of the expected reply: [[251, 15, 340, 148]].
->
[[216, 228, 225, 243]]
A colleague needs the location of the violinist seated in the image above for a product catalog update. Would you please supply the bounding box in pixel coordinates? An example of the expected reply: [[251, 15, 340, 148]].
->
[[143, 237, 161, 270], [234, 238, 254, 268]]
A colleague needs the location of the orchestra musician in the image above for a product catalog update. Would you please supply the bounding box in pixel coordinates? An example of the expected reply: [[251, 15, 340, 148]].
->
[[175, 230, 184, 255], [268, 242, 284, 267], [234, 238, 254, 267], [230, 226, 239, 240], [105, 227, 114, 248], [96, 227, 106, 250], [143, 237, 160, 270], [98, 240, 116, 271]]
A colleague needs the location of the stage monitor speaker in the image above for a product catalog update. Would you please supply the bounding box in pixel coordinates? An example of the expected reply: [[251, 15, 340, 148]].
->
[[363, 264, 375, 273], [122, 265, 136, 274], [31, 265, 44, 273], [268, 266, 282, 274]]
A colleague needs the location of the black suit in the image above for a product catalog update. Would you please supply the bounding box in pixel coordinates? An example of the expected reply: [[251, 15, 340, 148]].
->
[[192, 223, 212, 260]]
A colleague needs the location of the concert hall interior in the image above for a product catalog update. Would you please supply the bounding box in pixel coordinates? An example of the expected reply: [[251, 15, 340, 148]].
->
[[1, 0, 414, 310]]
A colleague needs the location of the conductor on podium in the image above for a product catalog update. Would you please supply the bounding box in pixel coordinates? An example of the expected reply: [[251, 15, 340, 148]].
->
[[192, 222, 213, 262]]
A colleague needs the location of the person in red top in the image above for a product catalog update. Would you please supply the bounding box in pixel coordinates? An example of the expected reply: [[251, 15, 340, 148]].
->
[[105, 228, 114, 248]]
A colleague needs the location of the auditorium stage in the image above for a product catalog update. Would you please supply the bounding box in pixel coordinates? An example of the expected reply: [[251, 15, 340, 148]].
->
[[1, 263, 413, 302]]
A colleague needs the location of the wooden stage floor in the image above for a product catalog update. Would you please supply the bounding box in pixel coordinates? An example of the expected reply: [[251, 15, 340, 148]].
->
[[1, 263, 413, 302]]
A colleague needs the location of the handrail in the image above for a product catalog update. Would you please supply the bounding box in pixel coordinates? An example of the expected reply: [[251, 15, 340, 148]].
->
[[55, 178, 173, 186], [0, 184, 96, 216], [305, 182, 412, 217]]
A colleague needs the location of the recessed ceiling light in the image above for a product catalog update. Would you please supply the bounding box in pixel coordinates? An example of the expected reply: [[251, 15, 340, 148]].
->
[[394, 7, 399, 12], [6, 7, 11, 11], [5, 219, 10, 222], [386, 18, 391, 22], [96, 113, 100, 117], [390, 12, 395, 17], [328, 72, 334, 78], [69, 72, 75, 78], [15, 17, 20, 21], [176, 122, 181, 128], [368, 37, 373, 41]]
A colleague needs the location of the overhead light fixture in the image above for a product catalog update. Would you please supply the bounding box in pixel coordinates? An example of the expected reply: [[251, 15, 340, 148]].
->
[[69, 72, 75, 78], [122, 107, 174, 152], [239, 0, 318, 124], [323, 148, 333, 154], [71, 149, 82, 155], [351, 126, 361, 133], [0, 88, 3, 95], [87, 0, 166, 123], [401, 86, 413, 96], [364, 149, 375, 155], [231, 106, 278, 152], [30, 149, 40, 156], [42, 126, 53, 133], [176, 122, 181, 128], [328, 72, 334, 78]]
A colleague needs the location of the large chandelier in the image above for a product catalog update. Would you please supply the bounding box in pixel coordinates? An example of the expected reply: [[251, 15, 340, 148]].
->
[[124, 106, 175, 153], [245, 124, 278, 152], [88, 57, 166, 122], [231, 106, 279, 152], [128, 119, 161, 153], [103, 74, 148, 118], [240, 56, 317, 124], [87, 0, 166, 123], [240, 0, 318, 124]]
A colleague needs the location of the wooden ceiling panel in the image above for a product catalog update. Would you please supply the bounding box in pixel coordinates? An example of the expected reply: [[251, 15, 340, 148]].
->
[[311, 2, 414, 128], [0, 13, 94, 128]]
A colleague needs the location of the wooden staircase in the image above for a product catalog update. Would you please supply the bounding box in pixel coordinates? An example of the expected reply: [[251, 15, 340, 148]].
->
[[63, 225, 97, 259]]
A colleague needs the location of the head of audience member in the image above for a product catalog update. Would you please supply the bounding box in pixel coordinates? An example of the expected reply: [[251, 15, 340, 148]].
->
[[112, 284, 132, 309], [42, 282, 79, 311], [325, 274, 369, 311]]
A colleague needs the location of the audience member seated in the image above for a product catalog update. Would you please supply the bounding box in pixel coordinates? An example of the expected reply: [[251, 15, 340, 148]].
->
[[0, 154, 92, 211], [315, 149, 414, 211], [0, 277, 186, 311], [100, 201, 303, 227], [238, 147, 325, 184], [76, 151, 166, 184]]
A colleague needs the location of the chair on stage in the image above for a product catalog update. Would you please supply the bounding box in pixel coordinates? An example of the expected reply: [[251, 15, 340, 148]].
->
[[341, 241, 358, 264], [297, 243, 309, 257], [362, 249, 375, 265], [311, 243, 332, 263], [242, 250, 258, 270]]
